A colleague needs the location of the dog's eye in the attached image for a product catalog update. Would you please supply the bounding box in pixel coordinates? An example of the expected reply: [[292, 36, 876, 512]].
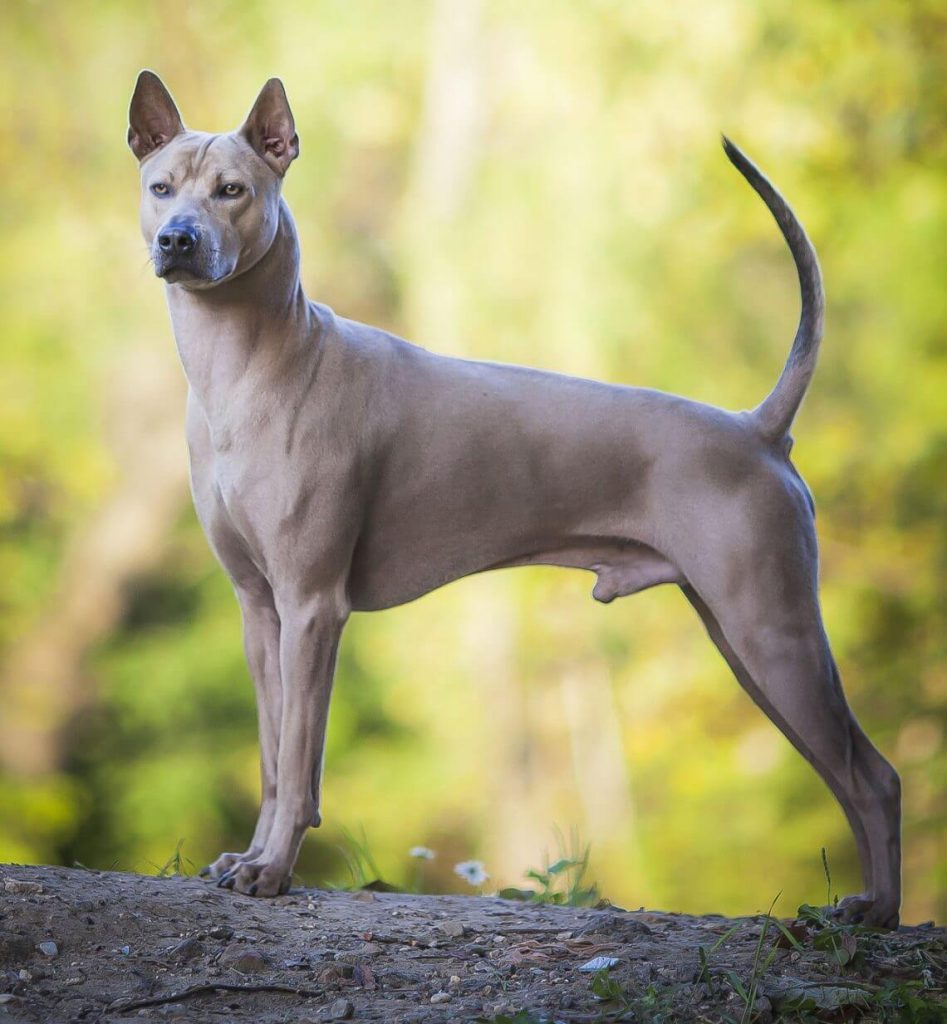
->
[[220, 183, 245, 198], [150, 183, 171, 197]]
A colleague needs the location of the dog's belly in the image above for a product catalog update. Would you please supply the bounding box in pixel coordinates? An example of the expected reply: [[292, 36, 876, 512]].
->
[[347, 531, 681, 611]]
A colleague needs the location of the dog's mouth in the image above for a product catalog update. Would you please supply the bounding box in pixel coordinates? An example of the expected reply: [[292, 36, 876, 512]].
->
[[153, 255, 235, 287], [158, 265, 201, 283]]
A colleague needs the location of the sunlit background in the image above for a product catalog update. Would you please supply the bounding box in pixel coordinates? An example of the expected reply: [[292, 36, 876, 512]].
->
[[1, 0, 944, 923]]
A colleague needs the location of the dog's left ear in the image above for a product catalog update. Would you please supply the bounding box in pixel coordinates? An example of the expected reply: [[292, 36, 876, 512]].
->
[[240, 79, 299, 177]]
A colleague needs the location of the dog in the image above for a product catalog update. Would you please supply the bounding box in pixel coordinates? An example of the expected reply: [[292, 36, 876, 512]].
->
[[127, 70, 901, 926]]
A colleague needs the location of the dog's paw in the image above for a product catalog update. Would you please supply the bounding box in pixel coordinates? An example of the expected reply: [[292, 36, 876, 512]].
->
[[200, 849, 260, 881], [831, 893, 900, 930], [216, 859, 291, 897]]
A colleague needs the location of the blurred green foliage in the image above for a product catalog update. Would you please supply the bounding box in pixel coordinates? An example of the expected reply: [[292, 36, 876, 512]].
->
[[0, 1, 943, 923]]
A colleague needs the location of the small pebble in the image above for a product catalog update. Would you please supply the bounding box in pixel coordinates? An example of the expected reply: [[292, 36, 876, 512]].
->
[[319, 963, 353, 981], [314, 997, 354, 1021], [170, 937, 204, 961], [227, 950, 269, 973], [3, 879, 43, 895], [37, 941, 59, 957], [430, 991, 451, 1004]]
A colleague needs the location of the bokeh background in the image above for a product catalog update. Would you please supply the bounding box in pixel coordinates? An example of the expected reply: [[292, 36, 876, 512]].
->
[[1, 0, 944, 923]]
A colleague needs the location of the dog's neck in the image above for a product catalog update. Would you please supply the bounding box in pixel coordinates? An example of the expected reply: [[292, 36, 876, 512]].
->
[[166, 199, 316, 431]]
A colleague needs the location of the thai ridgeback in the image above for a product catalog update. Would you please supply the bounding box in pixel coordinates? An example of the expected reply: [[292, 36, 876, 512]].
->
[[128, 71, 901, 926]]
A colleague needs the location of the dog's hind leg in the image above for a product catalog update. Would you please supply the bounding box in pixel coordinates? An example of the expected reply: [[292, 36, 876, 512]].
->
[[667, 461, 901, 927], [680, 573, 901, 927]]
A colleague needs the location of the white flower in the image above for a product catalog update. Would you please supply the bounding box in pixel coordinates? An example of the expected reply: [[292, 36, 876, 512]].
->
[[454, 860, 489, 886], [409, 846, 436, 860]]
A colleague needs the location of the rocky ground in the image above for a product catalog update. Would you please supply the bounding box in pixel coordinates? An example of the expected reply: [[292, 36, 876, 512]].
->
[[0, 864, 943, 1023]]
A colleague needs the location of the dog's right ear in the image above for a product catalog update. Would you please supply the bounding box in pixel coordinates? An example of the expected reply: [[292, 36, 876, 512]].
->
[[128, 70, 185, 161]]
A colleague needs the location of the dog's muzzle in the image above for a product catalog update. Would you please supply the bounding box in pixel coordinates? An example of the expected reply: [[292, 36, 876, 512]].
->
[[152, 219, 208, 280]]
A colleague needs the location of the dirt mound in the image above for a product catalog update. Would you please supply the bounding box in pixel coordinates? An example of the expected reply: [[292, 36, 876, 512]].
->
[[0, 864, 943, 1022]]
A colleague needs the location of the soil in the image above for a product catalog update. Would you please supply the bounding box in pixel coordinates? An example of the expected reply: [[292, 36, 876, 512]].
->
[[0, 864, 943, 1023]]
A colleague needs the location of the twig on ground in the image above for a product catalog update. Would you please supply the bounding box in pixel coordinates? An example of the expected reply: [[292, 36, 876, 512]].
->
[[103, 981, 325, 1015]]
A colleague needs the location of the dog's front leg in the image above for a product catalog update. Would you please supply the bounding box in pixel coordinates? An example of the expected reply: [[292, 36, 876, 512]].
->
[[203, 584, 282, 880], [218, 591, 347, 896]]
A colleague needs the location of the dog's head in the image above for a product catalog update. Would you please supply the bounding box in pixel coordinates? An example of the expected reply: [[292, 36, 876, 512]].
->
[[128, 71, 298, 289]]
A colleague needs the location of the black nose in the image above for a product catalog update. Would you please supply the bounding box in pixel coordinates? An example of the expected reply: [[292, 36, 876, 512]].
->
[[157, 225, 198, 254]]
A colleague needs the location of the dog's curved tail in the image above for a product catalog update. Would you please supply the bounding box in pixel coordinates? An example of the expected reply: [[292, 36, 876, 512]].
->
[[723, 136, 825, 442]]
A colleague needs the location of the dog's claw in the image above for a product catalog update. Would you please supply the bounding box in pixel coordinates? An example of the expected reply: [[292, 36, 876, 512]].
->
[[248, 883, 257, 896], [199, 865, 211, 878], [829, 894, 899, 930]]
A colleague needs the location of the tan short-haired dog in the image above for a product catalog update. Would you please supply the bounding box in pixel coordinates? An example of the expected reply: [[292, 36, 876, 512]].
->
[[128, 71, 901, 926]]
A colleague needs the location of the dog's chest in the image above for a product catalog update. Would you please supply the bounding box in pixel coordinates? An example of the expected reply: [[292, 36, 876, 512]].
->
[[207, 443, 292, 566]]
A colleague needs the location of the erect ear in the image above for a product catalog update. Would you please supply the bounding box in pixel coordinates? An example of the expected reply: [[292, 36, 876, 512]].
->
[[128, 70, 185, 161], [240, 78, 299, 176]]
